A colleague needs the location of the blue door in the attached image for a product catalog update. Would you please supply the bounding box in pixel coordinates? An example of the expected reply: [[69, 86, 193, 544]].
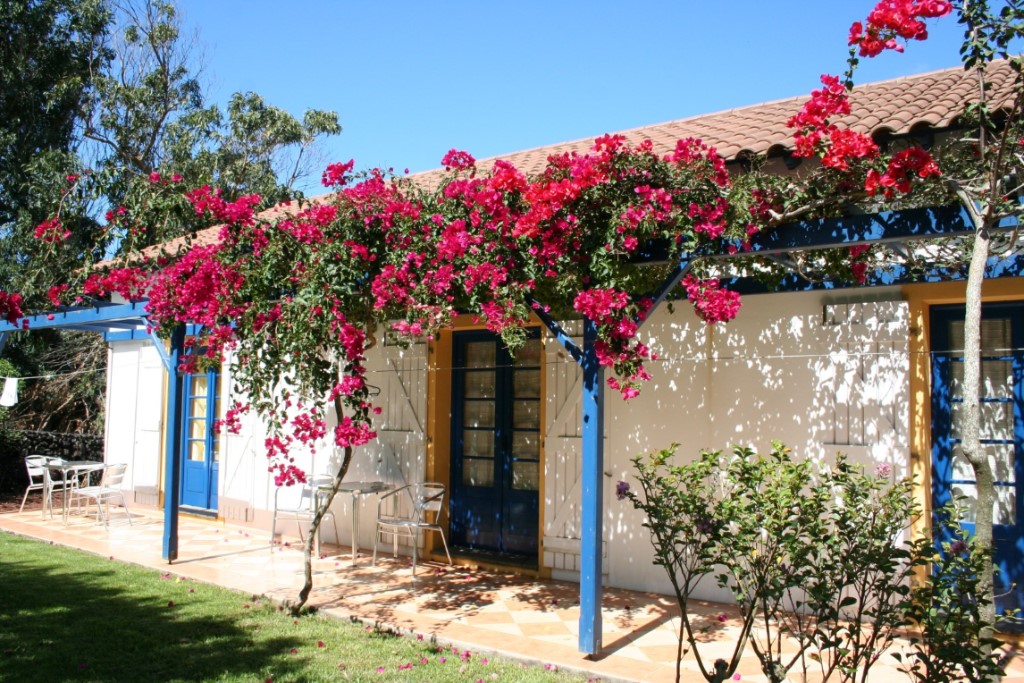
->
[[180, 368, 220, 511], [451, 331, 541, 558], [932, 302, 1024, 615]]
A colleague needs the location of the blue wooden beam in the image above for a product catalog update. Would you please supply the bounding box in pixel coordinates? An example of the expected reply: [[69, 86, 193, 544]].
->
[[529, 298, 583, 363], [104, 329, 153, 342], [162, 325, 185, 562], [147, 327, 174, 373], [738, 204, 1018, 257], [579, 317, 604, 655], [720, 254, 1024, 296], [638, 259, 693, 332], [0, 301, 150, 333], [0, 332, 7, 357]]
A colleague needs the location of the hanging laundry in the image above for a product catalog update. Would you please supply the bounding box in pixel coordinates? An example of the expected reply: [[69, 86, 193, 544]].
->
[[0, 377, 17, 406]]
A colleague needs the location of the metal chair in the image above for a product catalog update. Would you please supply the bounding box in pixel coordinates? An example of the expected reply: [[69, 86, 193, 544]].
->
[[19, 455, 68, 516], [271, 476, 340, 553], [372, 482, 453, 575], [72, 463, 132, 527]]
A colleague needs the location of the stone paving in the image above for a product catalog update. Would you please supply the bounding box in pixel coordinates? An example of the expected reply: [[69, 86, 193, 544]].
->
[[3, 501, 1023, 682]]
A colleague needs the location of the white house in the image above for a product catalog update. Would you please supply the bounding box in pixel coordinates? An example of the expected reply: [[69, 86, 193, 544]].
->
[[89, 61, 1024, 650]]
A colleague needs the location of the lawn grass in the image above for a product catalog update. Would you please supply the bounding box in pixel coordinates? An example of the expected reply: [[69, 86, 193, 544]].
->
[[0, 531, 591, 682]]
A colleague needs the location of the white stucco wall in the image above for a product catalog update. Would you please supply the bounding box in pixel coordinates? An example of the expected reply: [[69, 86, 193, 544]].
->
[[601, 287, 910, 599], [104, 286, 911, 600]]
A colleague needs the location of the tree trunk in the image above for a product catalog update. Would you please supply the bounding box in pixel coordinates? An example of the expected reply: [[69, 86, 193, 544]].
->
[[960, 221, 997, 649], [292, 394, 354, 612]]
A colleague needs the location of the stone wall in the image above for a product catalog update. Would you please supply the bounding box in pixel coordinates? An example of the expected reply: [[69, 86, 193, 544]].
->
[[1, 430, 103, 494], [16, 430, 104, 461]]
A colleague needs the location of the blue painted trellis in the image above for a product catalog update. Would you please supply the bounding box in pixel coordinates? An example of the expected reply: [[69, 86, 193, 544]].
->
[[0, 301, 189, 561], [0, 204, 1021, 655], [531, 204, 1023, 655]]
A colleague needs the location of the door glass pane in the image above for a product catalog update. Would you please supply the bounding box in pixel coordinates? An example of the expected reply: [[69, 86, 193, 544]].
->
[[949, 319, 1011, 352], [464, 400, 495, 428], [465, 342, 496, 368], [511, 432, 539, 459], [953, 443, 1015, 483], [462, 430, 494, 458], [513, 400, 539, 429], [188, 441, 206, 462], [514, 339, 541, 366], [464, 371, 496, 399], [192, 375, 208, 397], [951, 402, 1014, 440], [512, 462, 539, 491], [189, 419, 207, 440], [191, 396, 207, 416], [952, 483, 1016, 526], [951, 360, 1012, 399], [463, 458, 494, 487], [981, 319, 1013, 352], [514, 370, 540, 398], [213, 387, 220, 462]]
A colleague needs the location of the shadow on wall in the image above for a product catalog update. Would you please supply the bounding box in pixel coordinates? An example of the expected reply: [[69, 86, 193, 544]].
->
[[605, 290, 911, 595]]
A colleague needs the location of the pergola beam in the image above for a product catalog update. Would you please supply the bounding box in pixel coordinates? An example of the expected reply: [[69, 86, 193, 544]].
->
[[741, 204, 981, 255], [0, 300, 151, 334]]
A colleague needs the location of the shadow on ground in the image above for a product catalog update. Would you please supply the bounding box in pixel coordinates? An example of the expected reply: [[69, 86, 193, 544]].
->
[[0, 534, 307, 682]]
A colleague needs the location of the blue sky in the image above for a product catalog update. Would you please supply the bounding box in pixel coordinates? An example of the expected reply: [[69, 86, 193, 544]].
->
[[175, 1, 970, 193]]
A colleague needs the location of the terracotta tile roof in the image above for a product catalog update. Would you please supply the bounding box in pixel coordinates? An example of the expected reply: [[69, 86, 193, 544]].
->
[[445, 59, 1018, 178], [135, 60, 1019, 260]]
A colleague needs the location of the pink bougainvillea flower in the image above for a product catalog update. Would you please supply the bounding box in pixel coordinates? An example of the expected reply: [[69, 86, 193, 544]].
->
[[849, 0, 952, 57], [0, 291, 23, 326], [682, 275, 742, 324], [441, 148, 476, 171], [322, 159, 355, 187], [33, 217, 71, 243]]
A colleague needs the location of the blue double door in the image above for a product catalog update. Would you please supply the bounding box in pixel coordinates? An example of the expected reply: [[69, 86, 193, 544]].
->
[[450, 331, 541, 557], [179, 368, 221, 511], [931, 302, 1024, 614]]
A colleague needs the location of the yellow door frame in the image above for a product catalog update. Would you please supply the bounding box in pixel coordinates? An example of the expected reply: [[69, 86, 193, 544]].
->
[[425, 316, 547, 572]]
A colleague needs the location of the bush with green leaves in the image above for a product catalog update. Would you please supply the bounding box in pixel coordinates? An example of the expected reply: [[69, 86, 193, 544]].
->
[[894, 503, 1006, 683], [620, 443, 1004, 683]]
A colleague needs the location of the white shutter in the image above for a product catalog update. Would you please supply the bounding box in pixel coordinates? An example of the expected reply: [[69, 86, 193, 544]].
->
[[373, 336, 428, 486], [542, 323, 607, 577]]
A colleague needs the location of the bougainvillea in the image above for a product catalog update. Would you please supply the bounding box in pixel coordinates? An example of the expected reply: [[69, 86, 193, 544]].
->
[[865, 146, 943, 197], [848, 0, 953, 57], [18, 1, 975, 491], [33, 217, 71, 243], [0, 291, 24, 326], [22, 97, 955, 480]]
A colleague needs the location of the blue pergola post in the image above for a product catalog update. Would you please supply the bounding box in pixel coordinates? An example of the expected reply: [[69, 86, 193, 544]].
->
[[162, 325, 185, 562], [579, 317, 604, 655]]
